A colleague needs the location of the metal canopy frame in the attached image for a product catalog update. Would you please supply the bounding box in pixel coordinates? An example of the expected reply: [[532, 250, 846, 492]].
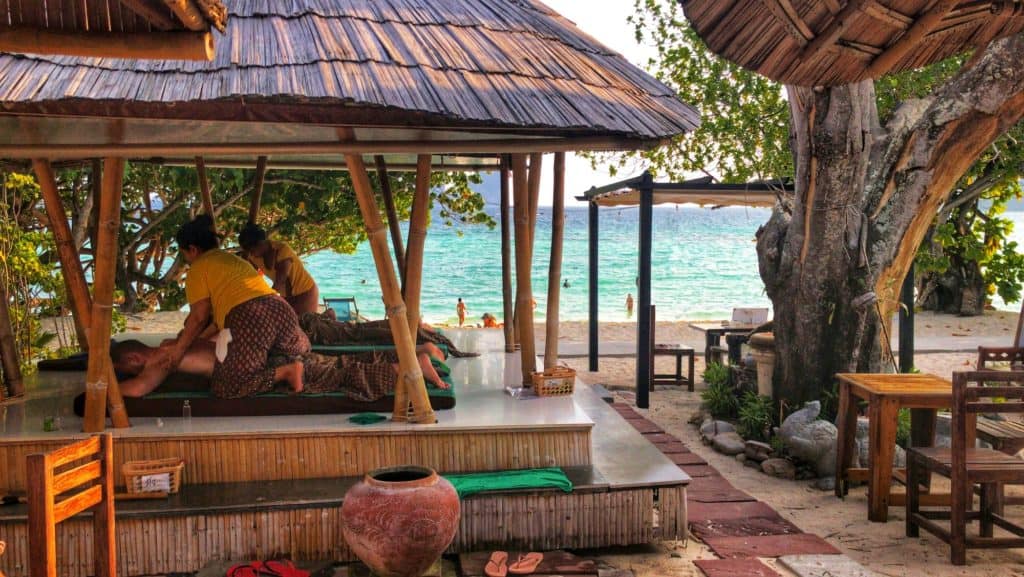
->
[[578, 174, 793, 407]]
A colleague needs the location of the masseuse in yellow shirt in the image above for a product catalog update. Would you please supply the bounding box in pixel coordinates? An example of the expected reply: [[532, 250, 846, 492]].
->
[[239, 224, 320, 315], [161, 215, 310, 398]]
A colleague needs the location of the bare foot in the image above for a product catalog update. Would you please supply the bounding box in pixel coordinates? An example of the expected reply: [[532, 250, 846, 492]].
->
[[275, 361, 304, 394], [418, 353, 448, 389]]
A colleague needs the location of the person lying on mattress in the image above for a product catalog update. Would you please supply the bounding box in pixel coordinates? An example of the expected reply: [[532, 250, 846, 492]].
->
[[163, 215, 309, 398], [300, 311, 477, 358], [238, 224, 320, 316], [111, 339, 448, 401]]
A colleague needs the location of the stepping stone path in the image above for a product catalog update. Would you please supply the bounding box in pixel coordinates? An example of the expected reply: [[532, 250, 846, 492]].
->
[[610, 400, 877, 577]]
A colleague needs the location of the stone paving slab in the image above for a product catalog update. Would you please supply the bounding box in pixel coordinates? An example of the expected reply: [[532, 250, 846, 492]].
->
[[653, 441, 691, 454], [686, 486, 756, 503], [678, 464, 719, 477], [669, 452, 708, 466], [643, 433, 681, 444], [778, 554, 882, 577], [693, 559, 782, 577], [688, 500, 780, 523], [703, 534, 841, 559], [689, 516, 803, 540], [685, 475, 734, 490], [628, 420, 664, 434]]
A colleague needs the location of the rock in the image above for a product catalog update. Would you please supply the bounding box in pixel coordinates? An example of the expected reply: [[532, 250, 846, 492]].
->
[[762, 458, 796, 480], [736, 453, 747, 464], [700, 420, 735, 443], [745, 440, 772, 462], [712, 432, 746, 455], [780, 401, 837, 487]]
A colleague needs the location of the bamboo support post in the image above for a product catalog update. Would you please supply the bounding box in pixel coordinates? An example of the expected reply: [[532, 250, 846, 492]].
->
[[35, 159, 94, 349], [0, 288, 23, 397], [163, 0, 209, 31], [83, 158, 130, 432], [195, 157, 217, 232], [511, 154, 537, 383], [376, 156, 407, 285], [345, 154, 435, 424], [527, 153, 543, 252], [397, 155, 432, 419], [0, 29, 214, 61], [544, 152, 566, 369], [247, 156, 268, 224], [500, 156, 515, 352]]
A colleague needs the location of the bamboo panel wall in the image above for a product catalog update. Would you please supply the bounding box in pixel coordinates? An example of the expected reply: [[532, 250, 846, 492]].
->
[[0, 486, 681, 577], [0, 429, 591, 493]]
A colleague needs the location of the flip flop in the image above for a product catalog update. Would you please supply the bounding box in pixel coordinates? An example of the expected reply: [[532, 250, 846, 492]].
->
[[484, 551, 508, 577], [508, 552, 543, 575]]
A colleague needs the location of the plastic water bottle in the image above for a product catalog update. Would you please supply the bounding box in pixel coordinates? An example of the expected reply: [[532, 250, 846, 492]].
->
[[182, 400, 192, 423]]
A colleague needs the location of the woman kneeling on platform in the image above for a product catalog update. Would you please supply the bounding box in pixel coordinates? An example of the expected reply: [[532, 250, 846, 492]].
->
[[163, 215, 309, 398], [111, 340, 447, 401], [238, 223, 320, 316]]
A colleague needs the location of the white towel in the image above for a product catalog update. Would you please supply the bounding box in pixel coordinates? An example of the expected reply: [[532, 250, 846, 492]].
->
[[215, 329, 233, 362]]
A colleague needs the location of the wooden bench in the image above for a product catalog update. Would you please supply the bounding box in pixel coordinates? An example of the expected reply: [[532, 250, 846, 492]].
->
[[652, 344, 695, 391]]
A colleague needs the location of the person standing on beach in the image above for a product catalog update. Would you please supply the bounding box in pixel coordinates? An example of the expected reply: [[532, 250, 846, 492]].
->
[[457, 298, 467, 327], [626, 293, 634, 317]]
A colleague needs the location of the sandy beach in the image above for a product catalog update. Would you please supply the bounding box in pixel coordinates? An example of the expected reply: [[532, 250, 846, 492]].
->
[[68, 308, 1023, 576]]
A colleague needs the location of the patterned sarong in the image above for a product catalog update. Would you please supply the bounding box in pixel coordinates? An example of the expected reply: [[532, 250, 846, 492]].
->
[[298, 351, 398, 402], [212, 295, 311, 398], [299, 313, 476, 357]]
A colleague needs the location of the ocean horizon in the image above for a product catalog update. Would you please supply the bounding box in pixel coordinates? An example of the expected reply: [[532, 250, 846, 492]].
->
[[306, 206, 1024, 326]]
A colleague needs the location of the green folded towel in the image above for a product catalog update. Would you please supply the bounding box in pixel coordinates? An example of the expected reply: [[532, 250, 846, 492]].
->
[[348, 412, 387, 425], [442, 467, 573, 498]]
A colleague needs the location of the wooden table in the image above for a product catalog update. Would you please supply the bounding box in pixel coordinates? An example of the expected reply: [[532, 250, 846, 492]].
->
[[687, 322, 757, 363], [835, 373, 971, 522], [652, 344, 695, 391]]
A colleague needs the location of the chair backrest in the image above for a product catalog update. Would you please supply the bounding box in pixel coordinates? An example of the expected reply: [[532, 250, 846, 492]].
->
[[27, 434, 116, 577], [977, 347, 1024, 370], [951, 371, 1024, 470], [732, 307, 769, 324], [323, 297, 359, 322]]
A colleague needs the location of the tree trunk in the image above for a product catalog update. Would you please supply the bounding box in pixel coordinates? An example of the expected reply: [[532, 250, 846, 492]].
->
[[758, 33, 1024, 408]]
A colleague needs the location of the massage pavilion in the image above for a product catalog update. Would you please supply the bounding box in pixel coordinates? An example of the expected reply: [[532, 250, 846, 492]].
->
[[0, 2, 699, 575]]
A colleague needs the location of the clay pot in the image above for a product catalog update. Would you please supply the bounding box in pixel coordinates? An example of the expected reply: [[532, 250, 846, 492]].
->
[[341, 466, 460, 577]]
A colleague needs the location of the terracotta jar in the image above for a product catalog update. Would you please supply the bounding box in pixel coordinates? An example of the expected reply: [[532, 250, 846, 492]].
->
[[341, 466, 460, 577]]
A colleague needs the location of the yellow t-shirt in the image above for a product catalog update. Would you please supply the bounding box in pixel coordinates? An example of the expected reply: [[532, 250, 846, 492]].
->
[[185, 249, 276, 329], [247, 240, 316, 296]]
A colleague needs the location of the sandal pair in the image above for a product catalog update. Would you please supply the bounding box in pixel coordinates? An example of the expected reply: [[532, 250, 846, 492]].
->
[[484, 551, 543, 577]]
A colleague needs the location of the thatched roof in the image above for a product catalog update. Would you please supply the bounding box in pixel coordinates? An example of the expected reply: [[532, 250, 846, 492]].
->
[[681, 0, 1024, 86], [0, 0, 699, 162]]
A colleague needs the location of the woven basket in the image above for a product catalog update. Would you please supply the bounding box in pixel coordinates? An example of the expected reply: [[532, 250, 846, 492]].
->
[[531, 366, 576, 397], [122, 458, 185, 494]]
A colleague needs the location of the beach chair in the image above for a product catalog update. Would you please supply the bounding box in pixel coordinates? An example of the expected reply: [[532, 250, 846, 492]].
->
[[708, 307, 770, 364], [323, 297, 361, 322]]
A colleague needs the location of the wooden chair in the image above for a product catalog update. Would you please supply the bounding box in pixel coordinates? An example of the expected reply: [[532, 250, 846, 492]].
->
[[974, 347, 1024, 454], [906, 371, 1024, 565], [27, 434, 116, 577]]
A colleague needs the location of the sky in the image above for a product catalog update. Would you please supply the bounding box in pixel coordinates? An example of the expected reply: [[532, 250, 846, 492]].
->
[[524, 1, 665, 206]]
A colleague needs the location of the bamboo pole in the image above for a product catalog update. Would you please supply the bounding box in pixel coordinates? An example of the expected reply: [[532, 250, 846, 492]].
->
[[345, 154, 435, 424], [375, 155, 407, 285], [0, 136, 639, 159], [247, 156, 268, 224], [397, 155, 432, 418], [0, 288, 23, 397], [544, 152, 566, 369], [195, 157, 217, 232], [34, 159, 93, 348], [500, 156, 515, 352], [163, 0, 209, 31], [83, 158, 129, 433], [527, 153, 543, 252], [512, 154, 537, 384], [0, 29, 215, 61]]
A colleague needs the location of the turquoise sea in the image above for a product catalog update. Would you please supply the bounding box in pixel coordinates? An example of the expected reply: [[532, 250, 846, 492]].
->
[[307, 206, 1024, 325], [308, 205, 775, 325]]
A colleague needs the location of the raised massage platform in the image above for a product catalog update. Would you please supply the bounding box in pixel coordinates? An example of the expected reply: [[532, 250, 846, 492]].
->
[[0, 329, 689, 577]]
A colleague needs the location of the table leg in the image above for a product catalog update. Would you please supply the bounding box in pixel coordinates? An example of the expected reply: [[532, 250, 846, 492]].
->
[[835, 381, 858, 498], [687, 351, 695, 392], [704, 333, 717, 364], [868, 397, 899, 522], [675, 353, 682, 385], [910, 408, 937, 492]]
